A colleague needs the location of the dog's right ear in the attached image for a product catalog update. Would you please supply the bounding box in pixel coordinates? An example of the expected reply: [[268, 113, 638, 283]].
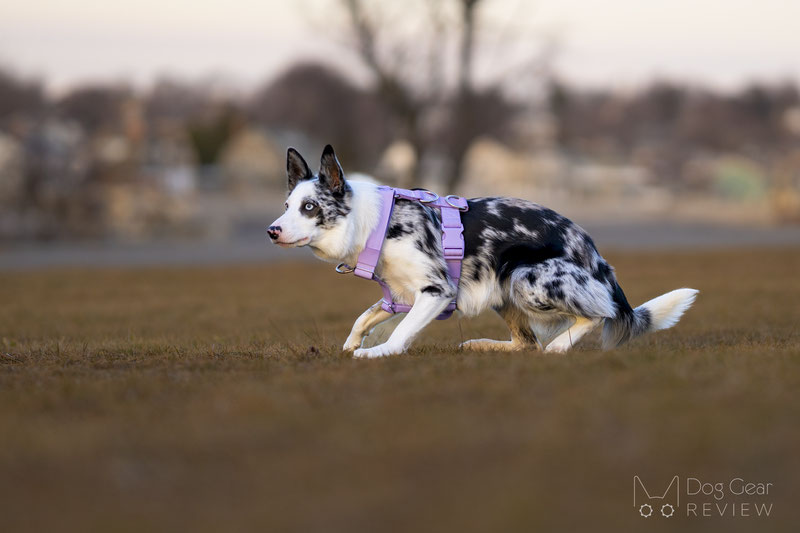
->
[[287, 148, 312, 193]]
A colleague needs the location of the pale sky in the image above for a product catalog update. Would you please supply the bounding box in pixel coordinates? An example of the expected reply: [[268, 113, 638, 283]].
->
[[0, 0, 798, 94]]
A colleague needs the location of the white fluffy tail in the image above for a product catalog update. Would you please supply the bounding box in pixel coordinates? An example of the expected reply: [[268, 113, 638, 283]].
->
[[641, 288, 699, 331], [602, 287, 698, 349]]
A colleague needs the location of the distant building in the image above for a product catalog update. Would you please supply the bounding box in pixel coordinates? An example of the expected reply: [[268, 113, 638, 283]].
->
[[375, 140, 417, 188], [219, 128, 283, 192], [0, 132, 23, 206]]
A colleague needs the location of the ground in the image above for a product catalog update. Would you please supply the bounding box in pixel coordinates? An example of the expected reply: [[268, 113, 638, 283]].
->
[[1, 249, 799, 532]]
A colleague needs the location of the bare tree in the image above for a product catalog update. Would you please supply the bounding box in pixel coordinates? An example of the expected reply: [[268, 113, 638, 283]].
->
[[445, 0, 480, 192], [341, 0, 450, 187], [0, 68, 44, 123], [336, 0, 545, 192], [57, 85, 131, 133], [250, 62, 391, 169]]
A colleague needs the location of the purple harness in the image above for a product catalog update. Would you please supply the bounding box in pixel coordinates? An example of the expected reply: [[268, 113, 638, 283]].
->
[[337, 186, 468, 320]]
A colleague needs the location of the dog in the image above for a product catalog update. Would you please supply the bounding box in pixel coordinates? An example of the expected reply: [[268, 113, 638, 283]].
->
[[268, 145, 698, 358]]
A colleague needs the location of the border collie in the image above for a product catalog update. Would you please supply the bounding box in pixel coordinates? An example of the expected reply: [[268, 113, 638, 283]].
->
[[267, 145, 697, 358]]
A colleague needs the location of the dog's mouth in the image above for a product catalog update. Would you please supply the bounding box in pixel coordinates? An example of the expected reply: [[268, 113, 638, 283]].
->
[[274, 237, 311, 248]]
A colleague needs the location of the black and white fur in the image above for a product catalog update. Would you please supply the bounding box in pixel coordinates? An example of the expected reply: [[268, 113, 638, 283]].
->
[[268, 145, 698, 358]]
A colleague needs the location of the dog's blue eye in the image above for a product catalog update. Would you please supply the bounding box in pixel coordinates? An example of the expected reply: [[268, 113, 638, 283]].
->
[[304, 203, 315, 211]]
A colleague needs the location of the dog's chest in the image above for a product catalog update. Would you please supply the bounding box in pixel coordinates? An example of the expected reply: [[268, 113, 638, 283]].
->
[[377, 239, 432, 304]]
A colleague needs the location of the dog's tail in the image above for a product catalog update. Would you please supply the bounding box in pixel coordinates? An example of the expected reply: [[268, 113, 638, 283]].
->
[[601, 284, 698, 349]]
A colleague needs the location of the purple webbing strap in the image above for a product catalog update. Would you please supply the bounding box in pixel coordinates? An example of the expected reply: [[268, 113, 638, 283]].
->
[[353, 187, 395, 280], [352, 186, 467, 320]]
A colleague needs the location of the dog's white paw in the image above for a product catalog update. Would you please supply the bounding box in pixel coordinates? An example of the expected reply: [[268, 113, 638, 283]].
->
[[459, 339, 520, 352], [544, 339, 572, 353], [353, 343, 402, 359], [459, 339, 492, 350], [342, 336, 362, 352]]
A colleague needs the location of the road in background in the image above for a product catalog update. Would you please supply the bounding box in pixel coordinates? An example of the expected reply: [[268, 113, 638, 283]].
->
[[1, 221, 799, 270]]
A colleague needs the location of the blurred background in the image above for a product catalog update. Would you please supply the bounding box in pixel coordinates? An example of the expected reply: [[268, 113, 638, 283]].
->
[[1, 0, 800, 266], [2, 4, 799, 531]]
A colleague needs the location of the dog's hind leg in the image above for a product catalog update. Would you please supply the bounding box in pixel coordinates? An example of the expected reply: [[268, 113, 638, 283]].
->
[[460, 307, 539, 352], [343, 300, 393, 351], [545, 316, 601, 353], [506, 261, 614, 349], [527, 314, 576, 349]]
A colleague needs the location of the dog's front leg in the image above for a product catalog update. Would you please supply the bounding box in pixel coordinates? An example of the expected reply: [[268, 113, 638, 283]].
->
[[353, 293, 451, 358], [343, 300, 393, 351]]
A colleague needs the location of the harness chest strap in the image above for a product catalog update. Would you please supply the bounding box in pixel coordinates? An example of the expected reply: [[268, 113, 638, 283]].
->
[[346, 186, 467, 320]]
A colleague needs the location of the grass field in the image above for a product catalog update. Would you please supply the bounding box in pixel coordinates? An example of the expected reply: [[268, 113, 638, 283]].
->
[[1, 248, 799, 532]]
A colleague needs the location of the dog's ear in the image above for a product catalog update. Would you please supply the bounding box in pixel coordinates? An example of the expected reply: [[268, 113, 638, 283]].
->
[[287, 148, 312, 193], [319, 144, 346, 195]]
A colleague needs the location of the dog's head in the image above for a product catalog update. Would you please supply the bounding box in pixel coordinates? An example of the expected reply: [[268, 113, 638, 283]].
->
[[267, 145, 352, 248]]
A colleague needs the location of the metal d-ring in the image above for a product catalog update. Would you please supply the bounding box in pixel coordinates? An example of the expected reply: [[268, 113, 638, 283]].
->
[[335, 263, 355, 274], [445, 194, 467, 210], [419, 190, 439, 203]]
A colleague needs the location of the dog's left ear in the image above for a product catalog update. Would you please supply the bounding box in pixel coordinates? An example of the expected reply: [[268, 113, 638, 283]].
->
[[319, 144, 346, 195]]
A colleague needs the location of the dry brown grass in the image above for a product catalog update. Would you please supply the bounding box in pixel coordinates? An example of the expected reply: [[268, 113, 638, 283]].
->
[[1, 249, 799, 532]]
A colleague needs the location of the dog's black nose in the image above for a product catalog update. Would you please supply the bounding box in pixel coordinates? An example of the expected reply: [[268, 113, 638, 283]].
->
[[267, 225, 281, 240]]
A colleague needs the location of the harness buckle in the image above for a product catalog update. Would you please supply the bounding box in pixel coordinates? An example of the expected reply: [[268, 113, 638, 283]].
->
[[441, 221, 464, 260], [443, 247, 464, 259]]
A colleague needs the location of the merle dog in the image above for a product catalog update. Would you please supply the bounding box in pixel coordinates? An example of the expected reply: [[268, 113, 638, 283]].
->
[[268, 145, 697, 358]]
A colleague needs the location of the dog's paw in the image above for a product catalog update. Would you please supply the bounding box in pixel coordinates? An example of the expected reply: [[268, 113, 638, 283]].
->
[[459, 338, 519, 352], [342, 337, 362, 352], [544, 339, 572, 353], [353, 343, 402, 359], [459, 339, 483, 350]]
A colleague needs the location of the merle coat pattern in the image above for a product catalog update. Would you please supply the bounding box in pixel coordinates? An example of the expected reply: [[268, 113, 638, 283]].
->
[[268, 146, 698, 358]]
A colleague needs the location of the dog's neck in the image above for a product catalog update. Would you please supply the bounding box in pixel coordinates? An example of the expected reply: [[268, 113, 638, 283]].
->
[[308, 180, 382, 265]]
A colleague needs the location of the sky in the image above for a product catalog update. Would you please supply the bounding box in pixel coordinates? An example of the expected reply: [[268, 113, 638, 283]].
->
[[0, 0, 798, 94]]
